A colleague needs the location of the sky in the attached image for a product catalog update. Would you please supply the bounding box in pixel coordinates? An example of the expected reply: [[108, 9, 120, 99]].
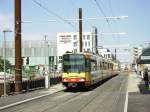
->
[[0, 0, 150, 62]]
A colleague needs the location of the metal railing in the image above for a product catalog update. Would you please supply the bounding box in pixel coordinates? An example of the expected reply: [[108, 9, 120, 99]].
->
[[0, 76, 62, 96]]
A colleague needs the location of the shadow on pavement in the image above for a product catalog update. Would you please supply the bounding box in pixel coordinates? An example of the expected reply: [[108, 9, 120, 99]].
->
[[64, 75, 118, 93], [138, 82, 150, 94]]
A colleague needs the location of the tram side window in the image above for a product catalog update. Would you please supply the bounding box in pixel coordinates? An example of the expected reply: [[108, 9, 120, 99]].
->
[[91, 60, 97, 71], [100, 61, 102, 69], [97, 61, 100, 70], [105, 62, 107, 70], [108, 63, 110, 69], [112, 64, 113, 70], [110, 63, 112, 70], [100, 61, 104, 70], [85, 59, 91, 72], [98, 60, 101, 70], [102, 62, 105, 70]]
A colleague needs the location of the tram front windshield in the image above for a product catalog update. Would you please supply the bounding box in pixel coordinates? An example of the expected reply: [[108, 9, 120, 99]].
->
[[63, 54, 85, 72]]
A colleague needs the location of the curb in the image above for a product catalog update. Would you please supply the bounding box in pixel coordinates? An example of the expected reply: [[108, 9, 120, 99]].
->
[[0, 88, 64, 111]]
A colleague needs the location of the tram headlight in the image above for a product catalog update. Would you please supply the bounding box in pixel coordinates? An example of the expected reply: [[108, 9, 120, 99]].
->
[[79, 78, 85, 82], [63, 78, 67, 82]]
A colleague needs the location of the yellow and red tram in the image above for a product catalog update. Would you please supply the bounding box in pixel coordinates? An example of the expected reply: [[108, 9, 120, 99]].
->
[[62, 52, 119, 88]]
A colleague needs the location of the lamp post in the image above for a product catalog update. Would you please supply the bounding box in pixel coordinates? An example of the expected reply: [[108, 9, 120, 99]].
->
[[48, 44, 50, 87], [44, 35, 47, 70], [3, 30, 12, 96], [44, 35, 50, 89]]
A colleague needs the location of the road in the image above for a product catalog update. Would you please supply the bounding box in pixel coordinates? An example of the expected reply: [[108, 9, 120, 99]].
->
[[0, 73, 128, 112]]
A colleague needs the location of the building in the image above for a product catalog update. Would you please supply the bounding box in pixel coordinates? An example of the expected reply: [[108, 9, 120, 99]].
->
[[132, 46, 143, 65], [57, 32, 94, 55], [57, 27, 98, 70], [0, 40, 57, 71], [136, 46, 150, 72], [131, 46, 143, 71], [97, 46, 115, 60]]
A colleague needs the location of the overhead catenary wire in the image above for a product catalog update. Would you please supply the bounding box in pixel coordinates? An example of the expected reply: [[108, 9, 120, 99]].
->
[[21, 16, 128, 23], [108, 0, 120, 39], [108, 0, 114, 16], [93, 0, 113, 32], [31, 0, 77, 30]]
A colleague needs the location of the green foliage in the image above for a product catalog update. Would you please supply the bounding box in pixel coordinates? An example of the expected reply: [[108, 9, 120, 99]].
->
[[23, 66, 36, 78], [0, 57, 12, 72]]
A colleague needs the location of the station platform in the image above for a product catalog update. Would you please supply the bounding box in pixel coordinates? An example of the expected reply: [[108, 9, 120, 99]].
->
[[128, 72, 150, 112], [0, 84, 65, 110]]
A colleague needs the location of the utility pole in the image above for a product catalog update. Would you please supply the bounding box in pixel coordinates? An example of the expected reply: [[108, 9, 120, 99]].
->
[[95, 28, 98, 54], [115, 48, 117, 60], [92, 26, 98, 54], [15, 0, 22, 93], [79, 8, 82, 52]]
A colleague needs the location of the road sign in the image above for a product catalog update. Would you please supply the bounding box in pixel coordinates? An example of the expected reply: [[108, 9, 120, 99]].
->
[[141, 56, 150, 60]]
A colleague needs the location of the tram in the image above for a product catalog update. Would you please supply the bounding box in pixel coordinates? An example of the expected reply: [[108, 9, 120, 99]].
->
[[62, 52, 119, 88]]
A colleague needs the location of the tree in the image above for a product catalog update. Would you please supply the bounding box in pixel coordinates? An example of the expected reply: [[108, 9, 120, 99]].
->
[[0, 57, 12, 72]]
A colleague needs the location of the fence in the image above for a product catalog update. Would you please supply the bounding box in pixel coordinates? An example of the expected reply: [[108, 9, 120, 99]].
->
[[0, 76, 62, 96]]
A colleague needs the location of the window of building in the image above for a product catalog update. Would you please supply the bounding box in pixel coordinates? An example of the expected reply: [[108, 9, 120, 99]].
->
[[83, 35, 85, 40], [87, 35, 90, 40], [108, 54, 110, 58], [85, 42, 87, 47], [74, 49, 77, 53], [87, 48, 90, 52], [104, 54, 106, 58], [88, 41, 90, 47], [73, 35, 77, 40], [59, 56, 62, 59], [73, 42, 77, 47], [59, 60, 62, 63]]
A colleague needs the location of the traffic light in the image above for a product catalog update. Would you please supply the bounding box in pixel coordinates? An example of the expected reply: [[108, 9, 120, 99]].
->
[[26, 57, 29, 65]]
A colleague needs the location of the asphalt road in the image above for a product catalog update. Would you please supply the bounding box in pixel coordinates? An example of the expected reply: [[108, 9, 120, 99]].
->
[[0, 73, 128, 112]]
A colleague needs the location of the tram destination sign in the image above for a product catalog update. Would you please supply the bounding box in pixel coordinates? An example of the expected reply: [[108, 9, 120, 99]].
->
[[141, 56, 150, 60]]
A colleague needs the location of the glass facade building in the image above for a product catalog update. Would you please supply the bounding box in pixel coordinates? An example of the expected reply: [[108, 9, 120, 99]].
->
[[0, 40, 57, 67]]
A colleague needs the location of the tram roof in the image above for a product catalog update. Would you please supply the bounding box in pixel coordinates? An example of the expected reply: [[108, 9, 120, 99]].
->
[[63, 51, 117, 63], [64, 51, 103, 57]]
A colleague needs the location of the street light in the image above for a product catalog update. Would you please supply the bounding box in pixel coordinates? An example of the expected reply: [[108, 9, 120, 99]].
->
[[47, 44, 50, 88], [3, 30, 12, 96], [44, 35, 50, 89]]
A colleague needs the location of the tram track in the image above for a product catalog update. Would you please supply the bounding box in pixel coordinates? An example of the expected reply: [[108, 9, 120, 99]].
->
[[0, 73, 128, 112], [79, 74, 127, 112], [40, 91, 85, 112]]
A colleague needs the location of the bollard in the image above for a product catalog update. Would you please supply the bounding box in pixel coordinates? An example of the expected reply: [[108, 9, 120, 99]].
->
[[45, 72, 50, 89]]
